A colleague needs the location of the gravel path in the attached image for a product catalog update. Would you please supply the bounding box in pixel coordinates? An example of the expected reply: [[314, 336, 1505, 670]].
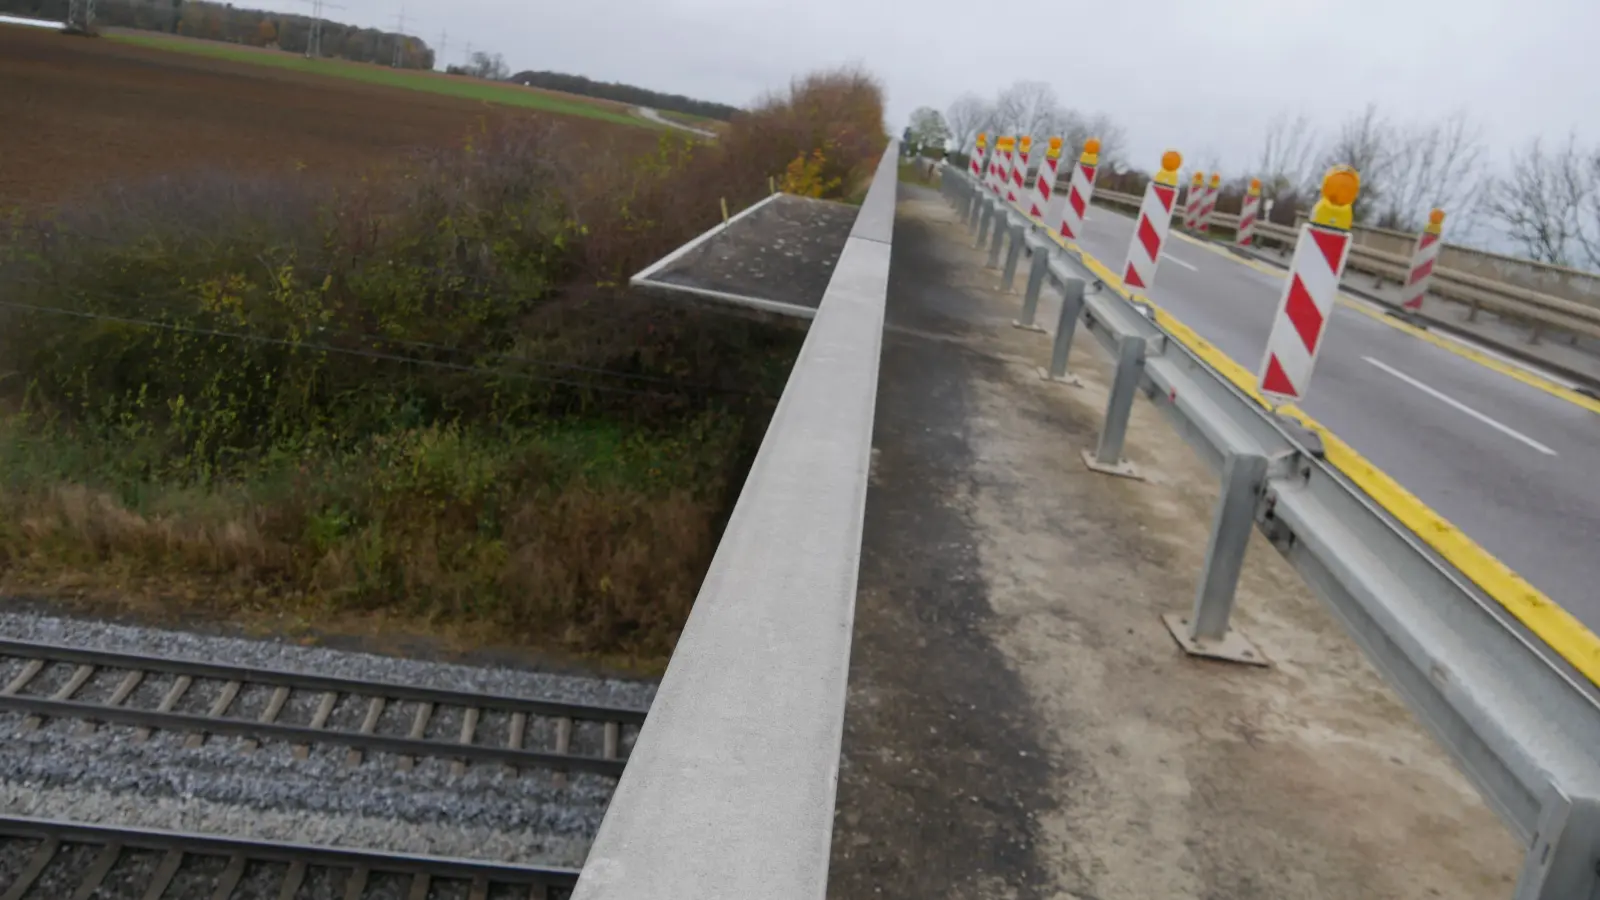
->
[[0, 610, 658, 870]]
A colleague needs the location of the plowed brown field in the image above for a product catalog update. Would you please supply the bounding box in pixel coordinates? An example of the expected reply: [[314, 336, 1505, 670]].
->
[[0, 25, 631, 208]]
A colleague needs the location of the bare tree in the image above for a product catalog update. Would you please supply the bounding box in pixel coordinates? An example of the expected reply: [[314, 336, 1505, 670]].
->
[[1321, 103, 1392, 224], [946, 94, 989, 155], [1057, 110, 1126, 164], [1575, 148, 1600, 268], [994, 81, 1060, 140], [1376, 110, 1487, 233], [1485, 136, 1589, 266], [1255, 113, 1319, 208]]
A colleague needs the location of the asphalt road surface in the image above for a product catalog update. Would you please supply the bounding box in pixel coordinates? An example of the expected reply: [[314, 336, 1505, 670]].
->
[[1070, 206, 1600, 629]]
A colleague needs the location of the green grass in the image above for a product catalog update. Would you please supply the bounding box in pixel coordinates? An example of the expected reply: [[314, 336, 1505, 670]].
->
[[108, 33, 652, 129]]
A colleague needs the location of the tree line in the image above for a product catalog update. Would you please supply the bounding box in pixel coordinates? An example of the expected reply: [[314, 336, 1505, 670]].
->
[[508, 70, 739, 122], [1, 0, 436, 70]]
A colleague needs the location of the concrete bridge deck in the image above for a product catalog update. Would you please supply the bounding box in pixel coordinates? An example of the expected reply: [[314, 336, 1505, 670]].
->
[[824, 183, 1520, 899]]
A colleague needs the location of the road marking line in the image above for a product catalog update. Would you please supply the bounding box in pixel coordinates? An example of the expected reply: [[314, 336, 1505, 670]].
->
[[1164, 254, 1198, 272], [1362, 356, 1558, 456]]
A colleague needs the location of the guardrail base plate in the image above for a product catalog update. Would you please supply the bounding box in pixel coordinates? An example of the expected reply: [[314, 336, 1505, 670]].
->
[[1037, 366, 1082, 387], [1013, 320, 1047, 333], [1161, 614, 1269, 667], [1080, 449, 1143, 480]]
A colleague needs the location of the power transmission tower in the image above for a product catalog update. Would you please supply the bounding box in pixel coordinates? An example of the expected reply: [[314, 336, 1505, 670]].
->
[[294, 0, 344, 59], [391, 7, 407, 68], [66, 0, 96, 32], [436, 28, 446, 71]]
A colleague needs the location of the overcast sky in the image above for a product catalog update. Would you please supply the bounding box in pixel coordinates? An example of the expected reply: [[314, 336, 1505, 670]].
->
[[262, 0, 1598, 176]]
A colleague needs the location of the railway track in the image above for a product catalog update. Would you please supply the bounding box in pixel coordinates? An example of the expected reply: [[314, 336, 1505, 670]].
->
[[0, 814, 579, 899], [0, 639, 645, 777]]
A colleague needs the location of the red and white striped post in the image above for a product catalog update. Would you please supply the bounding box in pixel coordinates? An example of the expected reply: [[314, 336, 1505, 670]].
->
[[1054, 137, 1101, 243], [1007, 135, 1034, 207], [1197, 172, 1221, 233], [1258, 165, 1361, 405], [1026, 137, 1063, 221], [1236, 179, 1262, 247], [1120, 150, 1183, 294], [1182, 171, 1206, 230], [969, 132, 989, 181], [1402, 208, 1446, 314], [988, 136, 1015, 196]]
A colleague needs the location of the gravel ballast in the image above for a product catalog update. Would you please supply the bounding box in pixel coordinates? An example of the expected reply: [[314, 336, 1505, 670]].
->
[[0, 610, 658, 871]]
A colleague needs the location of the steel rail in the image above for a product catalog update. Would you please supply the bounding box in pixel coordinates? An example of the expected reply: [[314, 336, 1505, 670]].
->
[[0, 638, 640, 775], [0, 813, 580, 899]]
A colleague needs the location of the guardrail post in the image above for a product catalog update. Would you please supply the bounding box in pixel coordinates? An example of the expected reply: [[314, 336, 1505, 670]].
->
[[1014, 244, 1052, 331], [1038, 276, 1085, 386], [1081, 335, 1145, 479], [1000, 221, 1027, 291], [1162, 451, 1269, 666], [986, 209, 1008, 269], [1515, 786, 1600, 900], [975, 200, 994, 248]]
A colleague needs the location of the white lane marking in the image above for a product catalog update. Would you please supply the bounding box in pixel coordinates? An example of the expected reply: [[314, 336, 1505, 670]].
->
[[1362, 356, 1558, 456], [1163, 254, 1198, 272]]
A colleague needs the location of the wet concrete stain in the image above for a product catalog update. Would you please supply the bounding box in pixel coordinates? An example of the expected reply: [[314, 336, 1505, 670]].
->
[[828, 191, 1058, 899]]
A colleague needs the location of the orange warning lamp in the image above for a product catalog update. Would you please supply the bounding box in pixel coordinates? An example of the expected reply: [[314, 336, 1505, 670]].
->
[[1429, 208, 1446, 225], [1322, 165, 1360, 206], [1160, 150, 1182, 172], [1084, 138, 1101, 155]]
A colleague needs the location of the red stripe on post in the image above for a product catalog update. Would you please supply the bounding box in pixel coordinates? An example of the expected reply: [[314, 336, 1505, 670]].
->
[[1409, 259, 1435, 285], [1309, 229, 1350, 272], [1124, 263, 1145, 288], [1137, 216, 1162, 262], [1283, 275, 1324, 354], [1262, 354, 1297, 398]]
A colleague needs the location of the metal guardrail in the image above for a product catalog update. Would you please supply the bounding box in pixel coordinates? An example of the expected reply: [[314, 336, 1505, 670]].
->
[[569, 142, 899, 899], [948, 173, 1600, 900], [1094, 188, 1600, 344]]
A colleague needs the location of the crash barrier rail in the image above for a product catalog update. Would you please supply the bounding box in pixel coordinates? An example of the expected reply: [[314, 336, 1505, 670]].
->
[[945, 171, 1600, 900], [568, 142, 898, 899], [1094, 188, 1600, 347]]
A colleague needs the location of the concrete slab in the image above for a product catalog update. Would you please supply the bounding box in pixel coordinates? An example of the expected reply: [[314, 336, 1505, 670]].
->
[[635, 193, 860, 318], [828, 184, 1522, 900]]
